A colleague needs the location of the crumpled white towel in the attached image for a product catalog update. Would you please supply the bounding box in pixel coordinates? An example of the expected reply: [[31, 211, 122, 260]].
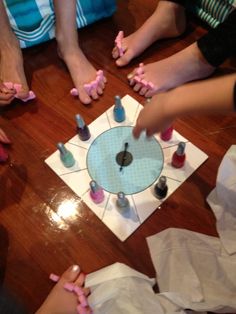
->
[[207, 145, 236, 255], [147, 228, 236, 313]]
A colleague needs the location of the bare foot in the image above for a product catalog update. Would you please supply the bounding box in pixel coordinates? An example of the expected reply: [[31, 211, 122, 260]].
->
[[58, 44, 106, 105], [36, 265, 92, 314], [128, 43, 215, 97], [112, 1, 186, 67], [0, 34, 29, 100]]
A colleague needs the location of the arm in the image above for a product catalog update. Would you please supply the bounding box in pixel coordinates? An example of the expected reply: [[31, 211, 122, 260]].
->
[[133, 74, 236, 138]]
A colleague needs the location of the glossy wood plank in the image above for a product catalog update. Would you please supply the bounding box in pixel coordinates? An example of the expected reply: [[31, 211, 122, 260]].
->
[[0, 1, 236, 313]]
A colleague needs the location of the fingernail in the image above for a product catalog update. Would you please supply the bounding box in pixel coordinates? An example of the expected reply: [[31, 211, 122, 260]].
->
[[127, 73, 133, 80], [72, 265, 80, 272]]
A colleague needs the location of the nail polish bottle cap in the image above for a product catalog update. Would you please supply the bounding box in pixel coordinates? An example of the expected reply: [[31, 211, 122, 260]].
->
[[176, 142, 186, 156], [157, 176, 167, 190], [90, 180, 99, 193], [75, 114, 85, 128], [114, 95, 122, 107], [57, 142, 67, 155]]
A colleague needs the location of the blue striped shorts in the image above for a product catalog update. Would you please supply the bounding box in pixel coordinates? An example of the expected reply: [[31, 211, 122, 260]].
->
[[187, 0, 236, 27], [4, 0, 116, 48]]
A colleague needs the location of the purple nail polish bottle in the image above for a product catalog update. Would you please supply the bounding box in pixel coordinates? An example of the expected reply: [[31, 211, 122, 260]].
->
[[75, 114, 91, 141]]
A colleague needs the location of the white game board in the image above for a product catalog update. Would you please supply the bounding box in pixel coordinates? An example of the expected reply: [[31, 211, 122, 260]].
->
[[45, 95, 208, 241]]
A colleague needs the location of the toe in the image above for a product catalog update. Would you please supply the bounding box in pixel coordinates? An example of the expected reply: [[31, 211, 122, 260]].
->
[[60, 265, 81, 283], [90, 88, 99, 100], [139, 86, 148, 96], [115, 50, 133, 67], [112, 47, 119, 59], [77, 87, 92, 105], [133, 83, 142, 92]]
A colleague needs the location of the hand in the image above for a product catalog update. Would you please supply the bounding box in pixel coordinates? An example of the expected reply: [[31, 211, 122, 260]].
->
[[133, 92, 174, 139], [0, 128, 11, 144], [0, 82, 16, 106]]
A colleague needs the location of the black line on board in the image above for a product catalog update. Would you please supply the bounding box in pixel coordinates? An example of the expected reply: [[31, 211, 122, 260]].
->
[[60, 168, 88, 177], [102, 193, 111, 220], [131, 194, 141, 225], [105, 111, 112, 129]]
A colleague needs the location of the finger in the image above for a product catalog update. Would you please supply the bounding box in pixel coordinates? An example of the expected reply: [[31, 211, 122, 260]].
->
[[0, 97, 15, 106], [132, 124, 143, 139], [146, 128, 155, 137], [0, 129, 11, 144], [0, 85, 16, 94], [0, 92, 16, 101]]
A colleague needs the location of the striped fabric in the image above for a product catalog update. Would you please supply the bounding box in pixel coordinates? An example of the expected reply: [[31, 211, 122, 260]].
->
[[187, 0, 236, 27], [4, 0, 116, 48]]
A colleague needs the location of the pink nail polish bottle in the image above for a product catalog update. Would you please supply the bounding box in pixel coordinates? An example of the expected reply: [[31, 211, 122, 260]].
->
[[171, 142, 186, 168], [89, 180, 104, 204], [160, 126, 173, 141]]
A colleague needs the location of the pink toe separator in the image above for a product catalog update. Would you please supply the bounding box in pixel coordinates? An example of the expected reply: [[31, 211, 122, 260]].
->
[[70, 88, 79, 96], [64, 282, 75, 292], [115, 30, 124, 57], [3, 82, 36, 102], [49, 273, 60, 282], [133, 64, 155, 91], [70, 70, 104, 97], [15, 90, 36, 102]]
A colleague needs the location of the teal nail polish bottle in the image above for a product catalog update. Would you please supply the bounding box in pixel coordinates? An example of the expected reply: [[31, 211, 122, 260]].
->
[[57, 142, 75, 168]]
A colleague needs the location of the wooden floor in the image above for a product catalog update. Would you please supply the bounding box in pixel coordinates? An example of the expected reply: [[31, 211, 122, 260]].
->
[[0, 1, 236, 313]]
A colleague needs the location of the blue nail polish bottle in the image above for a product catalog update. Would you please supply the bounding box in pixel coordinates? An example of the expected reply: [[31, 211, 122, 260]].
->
[[113, 95, 125, 122], [57, 142, 75, 168], [75, 114, 91, 141]]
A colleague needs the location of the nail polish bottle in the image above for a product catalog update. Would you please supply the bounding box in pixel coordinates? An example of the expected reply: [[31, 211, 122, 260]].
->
[[89, 180, 105, 204], [113, 95, 125, 122], [57, 142, 75, 168], [75, 114, 91, 141], [171, 142, 186, 168], [154, 176, 168, 199], [116, 192, 130, 213], [160, 125, 173, 141]]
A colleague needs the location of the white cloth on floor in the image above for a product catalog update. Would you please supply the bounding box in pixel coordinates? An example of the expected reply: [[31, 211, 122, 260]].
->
[[207, 145, 236, 255], [147, 228, 236, 313], [85, 262, 186, 314]]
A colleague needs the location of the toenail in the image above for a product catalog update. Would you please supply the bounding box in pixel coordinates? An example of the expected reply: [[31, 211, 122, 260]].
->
[[72, 265, 80, 272]]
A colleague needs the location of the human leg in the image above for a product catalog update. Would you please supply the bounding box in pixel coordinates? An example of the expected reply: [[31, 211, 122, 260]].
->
[[112, 1, 186, 66], [0, 1, 29, 101], [54, 0, 106, 105]]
